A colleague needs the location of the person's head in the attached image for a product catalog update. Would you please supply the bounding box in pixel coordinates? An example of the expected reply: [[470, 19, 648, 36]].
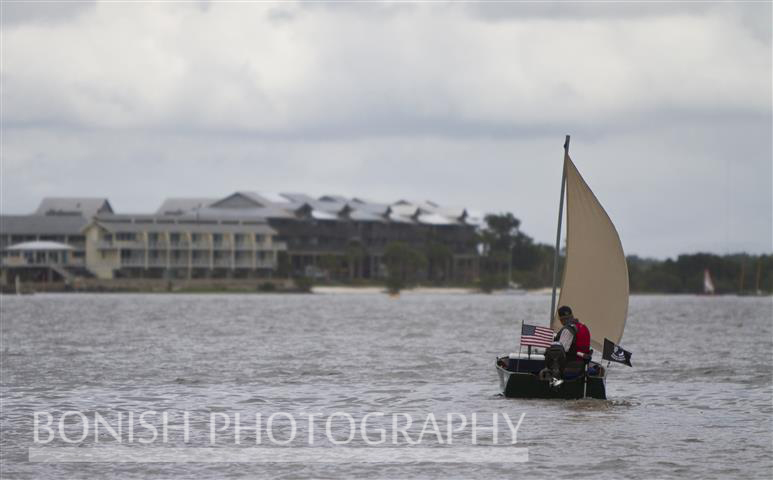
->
[[557, 305, 573, 325]]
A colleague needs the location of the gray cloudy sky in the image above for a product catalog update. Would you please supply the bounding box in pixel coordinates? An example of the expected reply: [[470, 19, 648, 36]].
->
[[1, 1, 771, 258]]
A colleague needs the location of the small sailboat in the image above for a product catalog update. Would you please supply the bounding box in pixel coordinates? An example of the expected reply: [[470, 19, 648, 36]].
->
[[496, 136, 629, 399], [703, 269, 716, 295]]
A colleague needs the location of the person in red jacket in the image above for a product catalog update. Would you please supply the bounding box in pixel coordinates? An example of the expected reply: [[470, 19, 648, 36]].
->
[[544, 305, 592, 387], [556, 306, 591, 362]]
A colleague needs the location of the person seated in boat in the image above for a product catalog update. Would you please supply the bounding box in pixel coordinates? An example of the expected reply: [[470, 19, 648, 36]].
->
[[543, 305, 591, 387]]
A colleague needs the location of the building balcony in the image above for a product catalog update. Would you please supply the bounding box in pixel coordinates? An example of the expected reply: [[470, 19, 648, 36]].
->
[[2, 256, 85, 268], [120, 257, 145, 266], [99, 240, 146, 250], [213, 258, 231, 267], [115, 239, 144, 245], [168, 242, 190, 249]]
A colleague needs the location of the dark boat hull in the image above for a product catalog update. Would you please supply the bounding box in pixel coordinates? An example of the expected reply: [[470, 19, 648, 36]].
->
[[496, 357, 606, 400]]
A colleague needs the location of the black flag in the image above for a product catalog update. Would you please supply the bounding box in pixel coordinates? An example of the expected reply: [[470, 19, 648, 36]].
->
[[602, 338, 633, 367]]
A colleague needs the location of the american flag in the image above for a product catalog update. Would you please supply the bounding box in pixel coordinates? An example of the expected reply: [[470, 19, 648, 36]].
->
[[520, 323, 555, 348]]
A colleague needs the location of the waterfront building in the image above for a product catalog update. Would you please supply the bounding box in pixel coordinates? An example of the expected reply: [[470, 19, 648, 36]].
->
[[1, 192, 481, 283], [83, 213, 283, 279], [0, 198, 111, 283]]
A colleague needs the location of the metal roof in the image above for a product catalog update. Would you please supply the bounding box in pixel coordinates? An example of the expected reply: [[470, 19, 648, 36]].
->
[[5, 241, 74, 251], [417, 213, 457, 225], [92, 220, 276, 235], [27, 192, 479, 230], [349, 210, 387, 222], [35, 198, 112, 217], [209, 191, 277, 209], [318, 195, 348, 203], [0, 215, 88, 235], [194, 206, 294, 220], [310, 210, 339, 221]]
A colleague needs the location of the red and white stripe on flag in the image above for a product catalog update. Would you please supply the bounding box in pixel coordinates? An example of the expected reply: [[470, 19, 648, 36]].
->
[[520, 323, 555, 348]]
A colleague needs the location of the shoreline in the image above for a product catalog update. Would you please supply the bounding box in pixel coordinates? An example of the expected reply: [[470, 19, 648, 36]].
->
[[3, 284, 767, 296], [1, 280, 769, 296], [312, 286, 478, 295]]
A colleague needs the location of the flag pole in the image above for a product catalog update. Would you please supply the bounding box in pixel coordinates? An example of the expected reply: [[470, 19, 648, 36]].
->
[[516, 320, 523, 372], [550, 135, 569, 325]]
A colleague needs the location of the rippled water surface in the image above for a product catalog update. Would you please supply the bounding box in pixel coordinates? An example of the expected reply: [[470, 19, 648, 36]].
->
[[1, 293, 771, 479]]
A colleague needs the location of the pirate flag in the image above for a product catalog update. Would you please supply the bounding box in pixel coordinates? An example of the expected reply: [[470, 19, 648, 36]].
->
[[602, 338, 633, 367]]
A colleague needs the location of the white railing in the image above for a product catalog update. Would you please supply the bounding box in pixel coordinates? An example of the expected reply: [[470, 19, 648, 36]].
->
[[120, 258, 145, 266], [2, 257, 85, 267]]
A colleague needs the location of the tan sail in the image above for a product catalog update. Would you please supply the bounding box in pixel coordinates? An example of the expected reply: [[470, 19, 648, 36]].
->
[[551, 154, 629, 350]]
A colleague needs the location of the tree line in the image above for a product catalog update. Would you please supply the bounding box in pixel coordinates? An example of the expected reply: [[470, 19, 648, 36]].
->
[[476, 212, 772, 294], [381, 212, 771, 294]]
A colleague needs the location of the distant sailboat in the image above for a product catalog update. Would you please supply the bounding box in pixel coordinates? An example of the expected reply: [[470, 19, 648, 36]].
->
[[496, 136, 629, 399], [703, 269, 716, 295]]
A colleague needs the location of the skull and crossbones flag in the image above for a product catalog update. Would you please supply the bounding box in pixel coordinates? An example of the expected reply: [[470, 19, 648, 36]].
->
[[603, 338, 633, 367]]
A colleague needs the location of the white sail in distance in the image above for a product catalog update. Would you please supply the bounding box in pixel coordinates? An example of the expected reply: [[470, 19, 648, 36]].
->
[[552, 154, 630, 350], [704, 269, 715, 294]]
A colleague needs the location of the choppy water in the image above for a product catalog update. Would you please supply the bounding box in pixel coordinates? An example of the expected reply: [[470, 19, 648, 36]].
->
[[1, 293, 771, 479]]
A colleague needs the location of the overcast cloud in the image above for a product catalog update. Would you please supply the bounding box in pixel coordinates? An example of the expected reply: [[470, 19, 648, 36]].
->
[[1, 1, 770, 258]]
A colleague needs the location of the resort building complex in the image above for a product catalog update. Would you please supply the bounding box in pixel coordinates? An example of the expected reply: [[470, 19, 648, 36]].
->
[[1, 192, 482, 284]]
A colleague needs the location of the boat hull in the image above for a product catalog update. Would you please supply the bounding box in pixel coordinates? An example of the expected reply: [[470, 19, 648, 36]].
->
[[496, 357, 606, 400]]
